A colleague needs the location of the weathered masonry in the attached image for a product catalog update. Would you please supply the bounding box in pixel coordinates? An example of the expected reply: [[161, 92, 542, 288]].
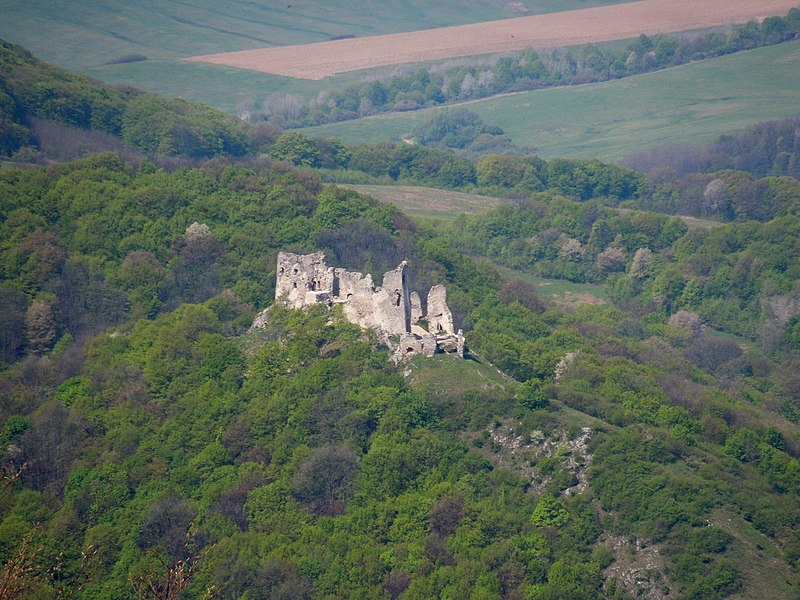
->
[[253, 251, 465, 359]]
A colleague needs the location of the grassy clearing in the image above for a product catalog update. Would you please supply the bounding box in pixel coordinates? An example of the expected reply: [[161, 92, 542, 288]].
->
[[301, 41, 800, 162], [615, 208, 723, 230], [341, 184, 510, 221], [406, 353, 515, 400], [671, 215, 724, 230], [709, 509, 797, 600], [494, 264, 609, 308], [337, 182, 722, 230]]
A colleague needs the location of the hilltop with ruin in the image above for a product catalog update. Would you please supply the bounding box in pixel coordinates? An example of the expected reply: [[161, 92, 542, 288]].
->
[[252, 251, 464, 359]]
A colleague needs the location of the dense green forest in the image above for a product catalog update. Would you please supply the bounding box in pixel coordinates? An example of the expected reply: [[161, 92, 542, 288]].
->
[[2, 154, 800, 599], [1, 42, 800, 599], [627, 115, 800, 179]]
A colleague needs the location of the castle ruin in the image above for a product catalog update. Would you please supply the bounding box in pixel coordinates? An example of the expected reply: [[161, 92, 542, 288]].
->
[[253, 251, 464, 359]]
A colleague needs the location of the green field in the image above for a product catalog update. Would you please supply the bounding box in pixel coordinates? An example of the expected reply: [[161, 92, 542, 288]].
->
[[341, 184, 510, 221], [3, 2, 799, 161], [492, 265, 609, 308], [301, 41, 800, 163], [79, 37, 635, 114], [0, 0, 631, 112]]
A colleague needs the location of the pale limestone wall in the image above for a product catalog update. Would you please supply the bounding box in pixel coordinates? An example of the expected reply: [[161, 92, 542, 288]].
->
[[373, 262, 409, 335], [275, 251, 335, 309], [399, 333, 438, 358], [336, 268, 379, 331], [426, 284, 454, 334], [410, 291, 423, 325]]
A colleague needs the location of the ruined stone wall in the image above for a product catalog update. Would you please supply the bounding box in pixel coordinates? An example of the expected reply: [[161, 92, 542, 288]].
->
[[270, 251, 463, 358], [275, 251, 335, 309], [410, 292, 423, 326], [426, 284, 454, 334], [372, 261, 410, 335], [335, 268, 379, 331]]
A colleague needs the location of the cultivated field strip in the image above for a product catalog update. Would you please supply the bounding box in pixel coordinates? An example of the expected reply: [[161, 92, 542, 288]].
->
[[186, 0, 799, 79]]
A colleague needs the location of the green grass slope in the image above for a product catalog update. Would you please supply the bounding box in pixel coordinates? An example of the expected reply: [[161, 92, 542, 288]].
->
[[300, 40, 800, 163], [340, 184, 510, 221]]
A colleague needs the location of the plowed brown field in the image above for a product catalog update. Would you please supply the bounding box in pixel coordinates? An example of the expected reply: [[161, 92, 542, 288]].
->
[[187, 0, 799, 79]]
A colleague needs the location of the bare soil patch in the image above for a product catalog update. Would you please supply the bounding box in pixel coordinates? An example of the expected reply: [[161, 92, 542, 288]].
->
[[186, 0, 799, 79]]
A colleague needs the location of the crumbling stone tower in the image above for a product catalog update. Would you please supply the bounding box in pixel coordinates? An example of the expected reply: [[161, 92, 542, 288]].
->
[[257, 251, 464, 358]]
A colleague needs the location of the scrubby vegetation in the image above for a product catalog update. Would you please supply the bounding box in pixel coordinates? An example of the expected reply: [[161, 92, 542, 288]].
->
[[1, 42, 800, 599], [2, 152, 800, 599]]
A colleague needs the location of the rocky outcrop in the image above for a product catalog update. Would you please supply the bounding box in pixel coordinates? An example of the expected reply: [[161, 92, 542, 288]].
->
[[256, 251, 466, 359]]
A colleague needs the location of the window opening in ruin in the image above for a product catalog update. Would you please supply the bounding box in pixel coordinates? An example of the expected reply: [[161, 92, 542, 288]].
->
[[437, 324, 443, 332], [292, 282, 297, 288], [406, 347, 414, 353], [279, 267, 284, 275], [394, 290, 401, 306], [293, 268, 299, 275]]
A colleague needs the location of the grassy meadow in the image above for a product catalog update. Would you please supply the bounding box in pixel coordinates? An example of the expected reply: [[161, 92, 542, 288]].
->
[[0, 2, 629, 70], [80, 38, 629, 114], [493, 265, 609, 308], [341, 184, 510, 221], [406, 353, 515, 404], [301, 40, 800, 162]]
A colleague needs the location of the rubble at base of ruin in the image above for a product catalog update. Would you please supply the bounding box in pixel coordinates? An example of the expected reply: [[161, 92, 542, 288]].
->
[[252, 251, 465, 360]]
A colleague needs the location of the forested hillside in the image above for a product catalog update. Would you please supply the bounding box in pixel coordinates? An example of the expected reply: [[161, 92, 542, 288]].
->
[[1, 44, 800, 599], [627, 116, 800, 180], [0, 40, 249, 161], [2, 153, 800, 598]]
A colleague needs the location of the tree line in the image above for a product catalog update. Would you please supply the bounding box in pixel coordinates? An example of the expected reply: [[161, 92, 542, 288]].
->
[[270, 125, 800, 223], [4, 37, 799, 226]]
